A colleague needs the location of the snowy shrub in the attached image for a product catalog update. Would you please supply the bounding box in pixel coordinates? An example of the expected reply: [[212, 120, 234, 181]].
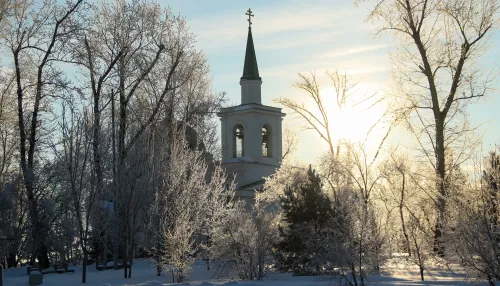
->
[[209, 199, 278, 280]]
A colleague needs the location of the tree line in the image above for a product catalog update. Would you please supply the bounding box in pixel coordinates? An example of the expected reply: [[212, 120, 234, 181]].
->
[[0, 0, 228, 283]]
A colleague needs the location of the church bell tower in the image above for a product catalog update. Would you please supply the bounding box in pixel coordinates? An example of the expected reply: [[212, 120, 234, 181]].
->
[[218, 9, 285, 202]]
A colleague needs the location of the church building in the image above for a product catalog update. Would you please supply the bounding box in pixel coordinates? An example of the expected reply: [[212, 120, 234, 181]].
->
[[218, 9, 286, 204]]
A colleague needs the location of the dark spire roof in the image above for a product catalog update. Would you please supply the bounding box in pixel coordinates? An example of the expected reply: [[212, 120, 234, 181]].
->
[[241, 27, 261, 81]]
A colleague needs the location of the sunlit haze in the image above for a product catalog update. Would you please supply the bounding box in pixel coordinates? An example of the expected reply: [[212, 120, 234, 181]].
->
[[319, 85, 385, 145]]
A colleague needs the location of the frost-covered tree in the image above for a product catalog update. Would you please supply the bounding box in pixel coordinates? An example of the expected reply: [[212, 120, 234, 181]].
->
[[209, 201, 257, 280], [329, 188, 386, 286], [54, 105, 96, 283], [150, 129, 232, 283], [258, 161, 307, 205], [407, 211, 433, 282], [362, 0, 499, 254], [1, 0, 85, 268], [209, 199, 278, 281], [75, 0, 221, 278], [450, 151, 500, 285], [0, 70, 16, 189]]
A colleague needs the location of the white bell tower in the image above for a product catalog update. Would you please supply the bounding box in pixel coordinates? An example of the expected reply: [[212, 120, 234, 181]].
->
[[218, 9, 285, 202]]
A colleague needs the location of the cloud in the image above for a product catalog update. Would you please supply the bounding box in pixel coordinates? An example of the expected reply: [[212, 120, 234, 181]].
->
[[259, 58, 390, 79], [317, 44, 389, 59], [258, 30, 346, 51]]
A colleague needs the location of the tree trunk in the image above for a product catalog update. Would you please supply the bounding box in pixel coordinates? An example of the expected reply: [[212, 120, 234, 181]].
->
[[103, 234, 108, 269], [14, 51, 50, 270], [91, 71, 105, 273], [156, 256, 161, 276], [117, 58, 127, 279], [35, 245, 50, 270], [434, 116, 446, 256], [257, 253, 263, 280], [6, 252, 16, 268], [400, 208, 411, 256], [350, 262, 358, 286], [128, 236, 133, 278], [82, 250, 88, 283], [413, 234, 425, 282], [488, 275, 494, 286], [123, 238, 128, 279]]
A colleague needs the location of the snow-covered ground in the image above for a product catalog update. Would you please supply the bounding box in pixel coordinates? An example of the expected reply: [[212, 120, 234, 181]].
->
[[1, 259, 493, 286]]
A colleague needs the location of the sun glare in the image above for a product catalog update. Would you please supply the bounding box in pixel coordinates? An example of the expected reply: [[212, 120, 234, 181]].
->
[[316, 85, 385, 146]]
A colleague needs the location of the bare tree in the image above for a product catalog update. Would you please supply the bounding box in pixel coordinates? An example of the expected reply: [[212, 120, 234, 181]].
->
[[75, 1, 127, 272], [281, 127, 299, 161], [113, 3, 199, 277], [383, 153, 413, 256], [0, 0, 11, 27], [0, 70, 16, 189], [151, 129, 233, 283], [259, 161, 308, 205], [450, 151, 500, 285], [275, 71, 390, 207], [275, 70, 389, 160], [209, 200, 255, 280], [362, 0, 499, 254], [326, 187, 385, 286], [57, 105, 95, 283], [175, 64, 226, 158], [274, 71, 353, 160], [209, 198, 278, 281], [407, 211, 433, 282], [77, 0, 210, 278], [339, 142, 385, 207], [1, 0, 84, 268]]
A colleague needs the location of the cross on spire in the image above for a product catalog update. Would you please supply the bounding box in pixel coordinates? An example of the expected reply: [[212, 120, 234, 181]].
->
[[245, 8, 254, 28]]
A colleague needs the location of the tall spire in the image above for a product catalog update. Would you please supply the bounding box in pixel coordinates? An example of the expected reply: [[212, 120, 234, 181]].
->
[[241, 9, 260, 81]]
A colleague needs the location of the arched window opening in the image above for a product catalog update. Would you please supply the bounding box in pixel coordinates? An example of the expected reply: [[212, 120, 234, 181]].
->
[[234, 125, 244, 158], [262, 125, 271, 157]]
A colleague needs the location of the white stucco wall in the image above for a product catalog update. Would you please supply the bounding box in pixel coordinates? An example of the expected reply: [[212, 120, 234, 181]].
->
[[218, 60, 286, 200], [219, 104, 285, 167]]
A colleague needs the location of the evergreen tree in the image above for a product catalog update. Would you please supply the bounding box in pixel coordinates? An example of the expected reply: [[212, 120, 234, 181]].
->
[[276, 166, 333, 275]]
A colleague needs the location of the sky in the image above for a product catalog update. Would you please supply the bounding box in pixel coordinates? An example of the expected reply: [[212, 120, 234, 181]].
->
[[166, 0, 500, 164]]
